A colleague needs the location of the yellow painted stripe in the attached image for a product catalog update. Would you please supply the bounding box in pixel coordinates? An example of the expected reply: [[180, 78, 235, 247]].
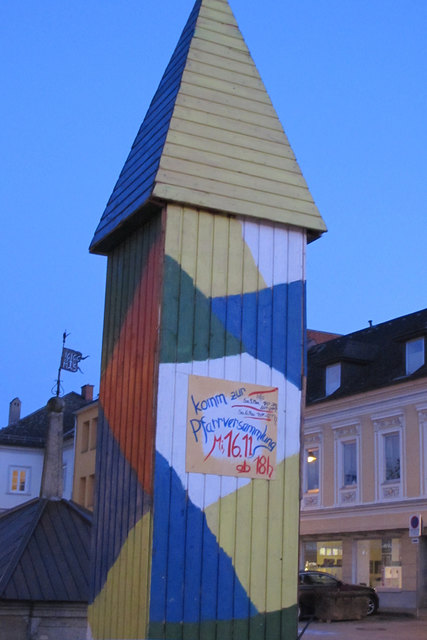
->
[[165, 206, 267, 296], [88, 512, 152, 639], [204, 455, 300, 613]]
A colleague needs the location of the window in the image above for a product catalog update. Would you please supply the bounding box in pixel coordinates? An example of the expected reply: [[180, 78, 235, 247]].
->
[[373, 414, 404, 500], [9, 467, 30, 494], [384, 433, 400, 481], [406, 337, 425, 375], [325, 363, 341, 396], [89, 417, 98, 450], [81, 420, 90, 453], [306, 447, 319, 491], [343, 441, 357, 486], [356, 538, 401, 589], [302, 540, 343, 581]]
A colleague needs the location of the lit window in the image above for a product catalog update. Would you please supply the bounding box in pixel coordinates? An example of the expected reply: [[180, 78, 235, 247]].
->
[[406, 337, 425, 375], [9, 467, 30, 494], [306, 447, 319, 491], [384, 433, 400, 481], [325, 363, 341, 396], [343, 441, 357, 486]]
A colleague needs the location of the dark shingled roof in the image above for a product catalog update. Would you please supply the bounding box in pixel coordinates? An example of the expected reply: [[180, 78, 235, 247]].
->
[[307, 308, 427, 404], [0, 498, 91, 602], [0, 392, 89, 447], [90, 0, 202, 253]]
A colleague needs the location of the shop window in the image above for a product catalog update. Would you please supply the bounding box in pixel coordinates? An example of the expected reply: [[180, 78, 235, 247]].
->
[[356, 538, 401, 589], [302, 540, 343, 581], [325, 363, 341, 396], [406, 337, 425, 375]]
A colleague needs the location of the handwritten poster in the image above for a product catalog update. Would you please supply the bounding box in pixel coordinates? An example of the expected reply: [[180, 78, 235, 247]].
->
[[186, 375, 278, 479]]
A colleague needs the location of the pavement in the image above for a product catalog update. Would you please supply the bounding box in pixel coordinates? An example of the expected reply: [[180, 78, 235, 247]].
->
[[297, 612, 427, 640]]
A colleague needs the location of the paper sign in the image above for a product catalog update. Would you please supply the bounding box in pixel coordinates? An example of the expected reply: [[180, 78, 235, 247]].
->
[[186, 375, 278, 479]]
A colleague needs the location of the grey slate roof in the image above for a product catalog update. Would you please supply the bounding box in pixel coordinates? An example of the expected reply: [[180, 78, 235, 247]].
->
[[307, 308, 427, 404], [0, 498, 91, 602], [90, 0, 202, 253], [0, 392, 89, 447]]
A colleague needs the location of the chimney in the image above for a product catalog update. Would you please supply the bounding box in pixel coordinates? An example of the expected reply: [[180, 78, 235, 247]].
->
[[9, 398, 21, 425], [40, 396, 64, 500], [81, 384, 94, 402]]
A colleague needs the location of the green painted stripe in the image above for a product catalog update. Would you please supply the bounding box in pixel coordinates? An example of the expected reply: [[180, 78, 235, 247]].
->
[[160, 255, 242, 363], [148, 605, 298, 639]]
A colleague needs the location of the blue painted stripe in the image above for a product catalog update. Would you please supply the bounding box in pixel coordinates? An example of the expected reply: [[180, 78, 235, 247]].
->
[[211, 281, 304, 389], [90, 409, 151, 601], [150, 453, 258, 623]]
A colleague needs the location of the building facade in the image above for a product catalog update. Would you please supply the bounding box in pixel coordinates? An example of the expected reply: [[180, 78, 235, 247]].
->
[[301, 310, 427, 614], [0, 386, 94, 511], [72, 400, 98, 511]]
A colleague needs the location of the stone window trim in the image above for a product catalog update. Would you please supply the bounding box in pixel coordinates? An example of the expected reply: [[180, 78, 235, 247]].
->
[[372, 413, 405, 501], [332, 422, 361, 506]]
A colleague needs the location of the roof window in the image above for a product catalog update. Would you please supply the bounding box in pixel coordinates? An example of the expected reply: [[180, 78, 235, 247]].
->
[[325, 363, 341, 396], [406, 337, 425, 375]]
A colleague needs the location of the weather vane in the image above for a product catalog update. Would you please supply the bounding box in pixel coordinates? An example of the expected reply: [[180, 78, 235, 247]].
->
[[54, 331, 89, 397]]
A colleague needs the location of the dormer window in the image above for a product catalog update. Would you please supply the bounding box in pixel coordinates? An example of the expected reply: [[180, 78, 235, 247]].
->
[[325, 363, 341, 396], [406, 337, 425, 375]]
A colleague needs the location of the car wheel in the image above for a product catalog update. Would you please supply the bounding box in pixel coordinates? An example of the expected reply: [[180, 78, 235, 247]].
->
[[366, 597, 377, 616]]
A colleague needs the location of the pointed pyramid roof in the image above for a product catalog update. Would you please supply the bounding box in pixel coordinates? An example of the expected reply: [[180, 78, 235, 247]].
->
[[0, 498, 91, 602], [90, 0, 326, 254]]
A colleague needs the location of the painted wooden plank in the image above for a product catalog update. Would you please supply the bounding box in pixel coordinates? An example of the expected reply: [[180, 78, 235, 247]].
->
[[155, 169, 319, 217], [193, 209, 214, 361], [168, 116, 295, 160], [185, 57, 268, 94], [195, 25, 249, 53], [171, 104, 295, 149], [154, 182, 325, 232], [198, 5, 238, 28], [160, 156, 313, 205], [187, 44, 259, 80], [175, 91, 284, 133], [182, 70, 273, 108], [164, 129, 300, 175], [190, 35, 256, 68], [178, 79, 281, 122], [163, 141, 306, 189]]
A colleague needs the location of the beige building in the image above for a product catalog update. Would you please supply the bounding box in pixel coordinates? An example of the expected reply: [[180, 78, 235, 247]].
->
[[301, 310, 427, 614], [72, 400, 98, 511]]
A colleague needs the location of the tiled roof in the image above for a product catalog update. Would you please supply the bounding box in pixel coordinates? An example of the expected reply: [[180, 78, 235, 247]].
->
[[307, 308, 427, 404], [0, 392, 89, 447], [0, 498, 91, 602], [90, 0, 326, 254]]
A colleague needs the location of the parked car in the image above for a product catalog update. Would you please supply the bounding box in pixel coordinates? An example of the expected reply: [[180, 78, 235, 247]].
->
[[298, 570, 379, 619]]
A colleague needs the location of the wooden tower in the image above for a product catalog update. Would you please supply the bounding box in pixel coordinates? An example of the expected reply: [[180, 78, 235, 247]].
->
[[88, 0, 326, 638]]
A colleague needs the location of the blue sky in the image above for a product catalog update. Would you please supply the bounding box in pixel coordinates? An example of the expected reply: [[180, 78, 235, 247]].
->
[[1, 0, 426, 420]]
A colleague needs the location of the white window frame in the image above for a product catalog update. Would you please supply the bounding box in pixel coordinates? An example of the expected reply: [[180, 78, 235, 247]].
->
[[326, 363, 341, 396], [373, 414, 404, 501], [333, 423, 360, 506], [406, 337, 425, 375], [8, 466, 31, 495]]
